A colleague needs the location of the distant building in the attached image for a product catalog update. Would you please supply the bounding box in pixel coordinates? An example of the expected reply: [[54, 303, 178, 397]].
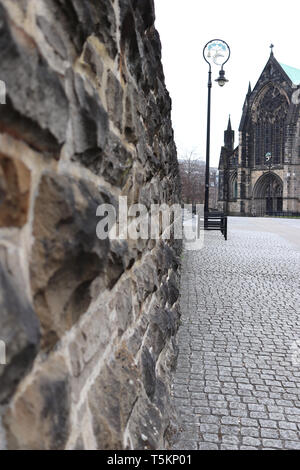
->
[[218, 48, 300, 216]]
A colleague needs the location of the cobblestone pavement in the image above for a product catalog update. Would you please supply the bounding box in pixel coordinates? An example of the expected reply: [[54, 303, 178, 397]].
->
[[172, 217, 300, 450]]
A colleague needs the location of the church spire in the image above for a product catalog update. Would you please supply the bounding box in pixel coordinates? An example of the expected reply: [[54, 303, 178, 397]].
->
[[224, 115, 234, 152], [247, 81, 252, 96], [227, 115, 232, 131], [270, 43, 274, 56], [243, 82, 252, 109]]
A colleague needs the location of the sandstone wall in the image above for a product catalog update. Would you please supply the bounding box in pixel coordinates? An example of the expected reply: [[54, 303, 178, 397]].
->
[[0, 0, 181, 450]]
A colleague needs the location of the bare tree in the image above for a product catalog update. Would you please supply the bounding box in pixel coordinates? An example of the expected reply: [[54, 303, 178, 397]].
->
[[179, 151, 219, 209], [179, 151, 205, 205]]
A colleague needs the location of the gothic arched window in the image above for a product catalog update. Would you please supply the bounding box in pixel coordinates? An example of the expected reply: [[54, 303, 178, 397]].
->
[[229, 172, 238, 200], [251, 85, 289, 166], [233, 179, 238, 199]]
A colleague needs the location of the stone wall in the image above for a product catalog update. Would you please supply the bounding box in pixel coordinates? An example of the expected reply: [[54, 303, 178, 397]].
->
[[0, 0, 181, 450]]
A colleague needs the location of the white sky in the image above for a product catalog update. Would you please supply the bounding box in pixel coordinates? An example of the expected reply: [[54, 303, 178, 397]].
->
[[154, 0, 300, 167]]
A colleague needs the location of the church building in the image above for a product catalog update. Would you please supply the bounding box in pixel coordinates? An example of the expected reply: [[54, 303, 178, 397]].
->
[[218, 47, 300, 216]]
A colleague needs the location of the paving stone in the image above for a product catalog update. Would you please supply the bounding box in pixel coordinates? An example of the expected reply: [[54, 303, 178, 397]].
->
[[284, 441, 300, 450], [241, 418, 259, 427], [278, 421, 297, 431], [250, 411, 270, 419], [202, 433, 220, 444], [198, 443, 219, 450], [221, 444, 239, 450], [199, 415, 220, 424], [212, 408, 230, 416], [262, 439, 284, 449], [248, 404, 266, 412], [279, 429, 298, 440], [240, 427, 260, 438], [199, 424, 219, 434], [221, 416, 240, 425], [231, 412, 249, 420], [222, 435, 240, 445], [171, 222, 300, 451], [240, 446, 259, 450], [260, 428, 279, 439], [259, 420, 278, 429], [173, 441, 198, 450], [242, 437, 261, 447], [269, 412, 285, 420]]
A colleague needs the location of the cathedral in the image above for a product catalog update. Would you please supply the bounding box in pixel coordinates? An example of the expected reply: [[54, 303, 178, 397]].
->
[[218, 47, 300, 216]]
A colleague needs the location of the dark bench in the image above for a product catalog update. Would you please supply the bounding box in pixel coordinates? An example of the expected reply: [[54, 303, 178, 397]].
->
[[204, 212, 228, 240]]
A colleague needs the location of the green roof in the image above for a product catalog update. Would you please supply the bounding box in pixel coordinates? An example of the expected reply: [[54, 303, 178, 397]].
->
[[280, 63, 300, 85]]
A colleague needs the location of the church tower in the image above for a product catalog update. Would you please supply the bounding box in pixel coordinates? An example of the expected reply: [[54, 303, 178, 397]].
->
[[224, 116, 234, 152], [218, 116, 239, 214], [218, 46, 300, 216]]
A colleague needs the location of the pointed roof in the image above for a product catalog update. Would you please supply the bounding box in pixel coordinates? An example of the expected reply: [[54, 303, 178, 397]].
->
[[279, 63, 300, 85], [227, 115, 232, 131], [250, 51, 296, 96], [239, 46, 300, 132]]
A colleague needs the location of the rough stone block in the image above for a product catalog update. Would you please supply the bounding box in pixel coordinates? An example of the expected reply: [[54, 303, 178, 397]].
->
[[4, 355, 70, 450], [30, 173, 111, 350], [88, 344, 140, 449], [0, 155, 31, 228], [0, 261, 40, 405]]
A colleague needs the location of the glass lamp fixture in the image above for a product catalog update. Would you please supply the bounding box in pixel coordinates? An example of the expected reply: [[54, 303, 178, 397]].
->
[[215, 68, 229, 87]]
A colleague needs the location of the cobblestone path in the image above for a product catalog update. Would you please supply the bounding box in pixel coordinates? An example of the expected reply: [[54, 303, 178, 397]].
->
[[172, 217, 300, 450]]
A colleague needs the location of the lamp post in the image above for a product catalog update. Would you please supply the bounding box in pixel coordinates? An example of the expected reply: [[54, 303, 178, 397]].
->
[[265, 152, 272, 214], [203, 40, 230, 215]]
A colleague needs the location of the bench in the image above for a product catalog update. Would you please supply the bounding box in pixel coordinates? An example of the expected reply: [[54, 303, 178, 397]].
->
[[204, 212, 228, 240]]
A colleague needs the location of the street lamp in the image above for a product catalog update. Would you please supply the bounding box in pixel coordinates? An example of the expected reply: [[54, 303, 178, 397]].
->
[[265, 152, 272, 214], [203, 39, 230, 215], [215, 69, 229, 87]]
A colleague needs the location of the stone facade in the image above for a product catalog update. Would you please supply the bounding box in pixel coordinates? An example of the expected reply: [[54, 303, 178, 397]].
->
[[0, 0, 181, 449], [219, 51, 300, 216]]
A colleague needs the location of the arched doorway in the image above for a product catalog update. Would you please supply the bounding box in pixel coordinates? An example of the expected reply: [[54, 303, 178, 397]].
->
[[228, 171, 238, 200], [253, 173, 283, 216]]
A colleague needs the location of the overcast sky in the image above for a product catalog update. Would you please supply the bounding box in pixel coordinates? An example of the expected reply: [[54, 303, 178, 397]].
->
[[154, 0, 300, 167]]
